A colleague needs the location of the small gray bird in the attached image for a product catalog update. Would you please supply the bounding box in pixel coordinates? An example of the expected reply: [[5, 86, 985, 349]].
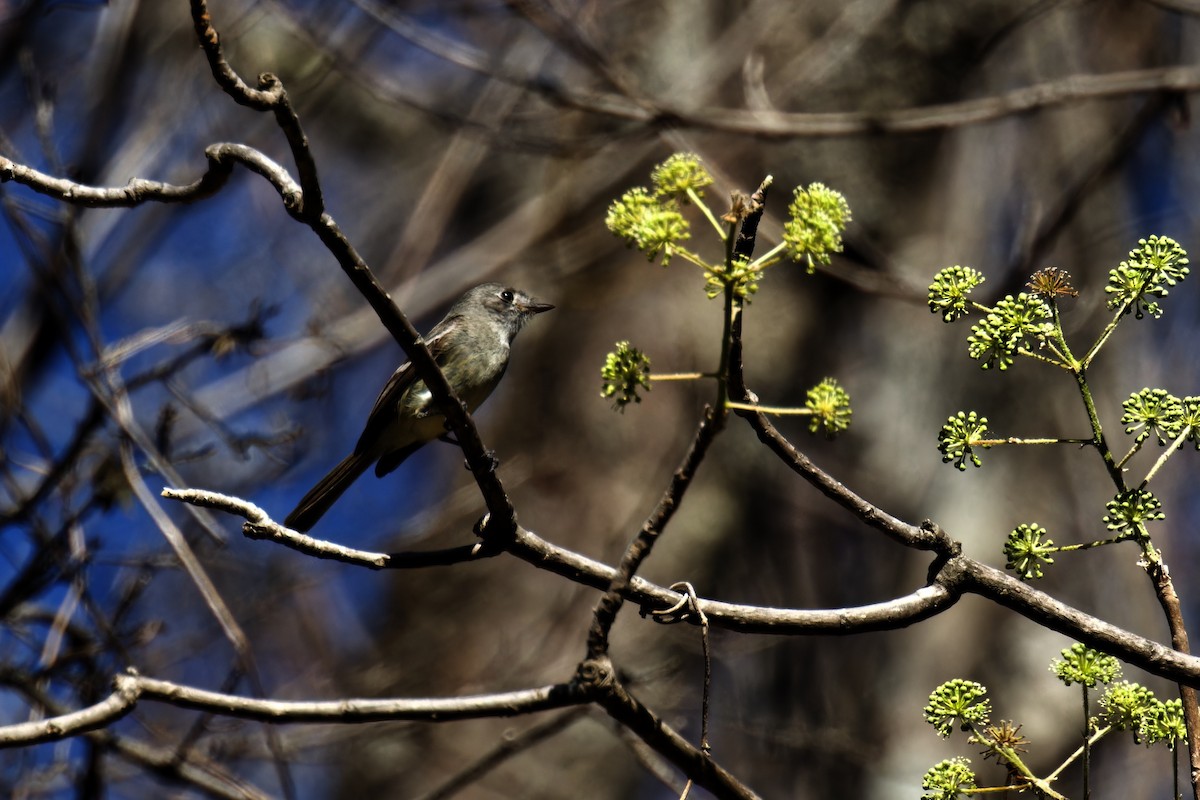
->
[[285, 283, 553, 531]]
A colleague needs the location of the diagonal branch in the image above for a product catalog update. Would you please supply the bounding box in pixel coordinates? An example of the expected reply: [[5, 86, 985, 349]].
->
[[584, 407, 720, 659], [414, 707, 591, 800], [180, 4, 516, 531], [737, 410, 943, 550], [1, 131, 517, 540], [577, 656, 760, 800]]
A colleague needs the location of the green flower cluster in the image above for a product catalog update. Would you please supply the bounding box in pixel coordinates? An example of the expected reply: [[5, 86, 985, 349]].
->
[[1122, 388, 1200, 450], [600, 341, 651, 411], [605, 153, 714, 265], [1143, 699, 1187, 749], [927, 265, 985, 323], [1051, 643, 1120, 688], [782, 183, 851, 273], [920, 757, 976, 800], [805, 378, 853, 437], [966, 293, 1053, 371], [1004, 523, 1055, 580], [1180, 397, 1200, 449], [937, 411, 990, 470], [1105, 235, 1189, 319], [1122, 388, 1183, 445], [1102, 681, 1156, 732], [650, 152, 714, 200], [704, 256, 761, 300], [923, 679, 991, 738], [1102, 681, 1185, 748], [1103, 488, 1165, 532], [605, 187, 689, 265]]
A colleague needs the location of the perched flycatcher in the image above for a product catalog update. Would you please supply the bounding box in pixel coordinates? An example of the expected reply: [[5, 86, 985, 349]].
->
[[285, 283, 553, 531]]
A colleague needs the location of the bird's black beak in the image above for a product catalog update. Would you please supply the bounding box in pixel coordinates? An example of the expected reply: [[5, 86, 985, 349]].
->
[[521, 299, 555, 315]]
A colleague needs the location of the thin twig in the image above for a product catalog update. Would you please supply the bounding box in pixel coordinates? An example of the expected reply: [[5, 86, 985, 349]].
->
[[163, 487, 493, 570], [414, 707, 591, 800], [0, 672, 271, 799], [652, 582, 712, 753]]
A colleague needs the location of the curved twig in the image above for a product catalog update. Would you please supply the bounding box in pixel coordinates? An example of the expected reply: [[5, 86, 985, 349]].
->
[[190, 0, 323, 216]]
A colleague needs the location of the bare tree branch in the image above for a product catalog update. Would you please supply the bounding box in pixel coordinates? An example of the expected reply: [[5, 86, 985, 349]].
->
[[576, 656, 760, 800], [0, 671, 586, 748], [0, 150, 233, 206], [0, 672, 273, 799], [160, 485, 1200, 686]]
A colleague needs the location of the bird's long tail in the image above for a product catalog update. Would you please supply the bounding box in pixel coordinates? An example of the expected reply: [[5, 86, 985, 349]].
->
[[284, 451, 374, 532]]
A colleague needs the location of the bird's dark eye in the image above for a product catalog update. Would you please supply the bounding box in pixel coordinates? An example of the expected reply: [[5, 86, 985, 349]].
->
[[500, 289, 515, 304]]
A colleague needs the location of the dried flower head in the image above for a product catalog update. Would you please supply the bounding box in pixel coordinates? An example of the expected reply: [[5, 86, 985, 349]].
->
[[1027, 266, 1078, 299]]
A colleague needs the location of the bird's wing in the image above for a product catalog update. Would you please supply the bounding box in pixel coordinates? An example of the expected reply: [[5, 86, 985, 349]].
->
[[352, 325, 457, 454]]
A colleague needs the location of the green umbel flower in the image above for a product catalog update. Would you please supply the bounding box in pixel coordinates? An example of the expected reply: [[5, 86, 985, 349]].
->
[[938, 411, 991, 470], [783, 183, 851, 273], [924, 679, 991, 738], [805, 378, 852, 437], [1104, 235, 1189, 319], [1004, 523, 1055, 580], [928, 265, 985, 323], [600, 341, 652, 411], [1051, 643, 1120, 688], [1121, 388, 1183, 445], [1101, 681, 1158, 743], [1103, 488, 1164, 532], [605, 187, 689, 265], [921, 757, 976, 800], [650, 152, 713, 200], [966, 293, 1052, 371]]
